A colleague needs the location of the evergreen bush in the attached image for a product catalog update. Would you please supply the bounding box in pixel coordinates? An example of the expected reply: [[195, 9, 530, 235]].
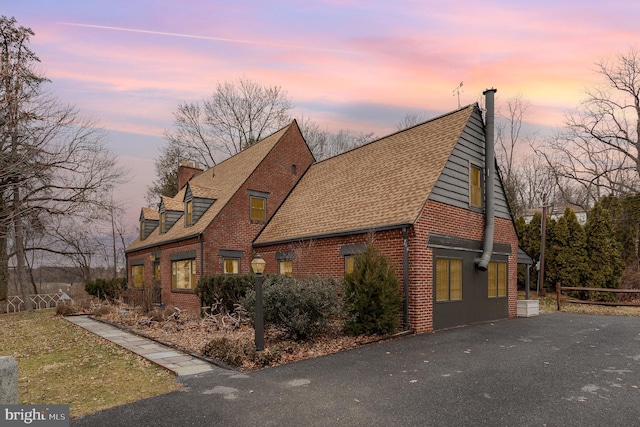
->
[[241, 275, 342, 341], [546, 207, 589, 295], [343, 245, 402, 335], [585, 202, 623, 301], [196, 273, 254, 312], [85, 277, 127, 300]]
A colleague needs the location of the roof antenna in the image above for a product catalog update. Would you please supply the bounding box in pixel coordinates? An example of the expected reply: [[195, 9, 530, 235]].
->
[[452, 81, 463, 109]]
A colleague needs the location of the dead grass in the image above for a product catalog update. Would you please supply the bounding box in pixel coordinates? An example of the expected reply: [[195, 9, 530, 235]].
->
[[521, 290, 640, 316], [0, 309, 181, 418]]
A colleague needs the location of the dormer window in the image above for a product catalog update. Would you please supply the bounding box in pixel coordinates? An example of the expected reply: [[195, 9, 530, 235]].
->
[[160, 211, 166, 234], [185, 199, 193, 226], [139, 208, 159, 240]]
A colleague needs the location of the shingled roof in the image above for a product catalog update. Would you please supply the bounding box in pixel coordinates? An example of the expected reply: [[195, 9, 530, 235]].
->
[[126, 123, 293, 252], [140, 207, 159, 221], [161, 195, 183, 212], [253, 105, 475, 246]]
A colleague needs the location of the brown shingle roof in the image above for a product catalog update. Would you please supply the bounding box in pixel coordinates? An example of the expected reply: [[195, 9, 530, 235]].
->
[[140, 207, 159, 221], [187, 183, 218, 200], [126, 123, 292, 252], [254, 106, 475, 245], [161, 196, 183, 212]]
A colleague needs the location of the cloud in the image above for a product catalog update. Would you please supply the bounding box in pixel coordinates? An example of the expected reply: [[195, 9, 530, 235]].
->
[[59, 22, 358, 55]]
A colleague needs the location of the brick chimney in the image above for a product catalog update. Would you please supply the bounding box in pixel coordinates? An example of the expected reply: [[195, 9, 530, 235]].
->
[[177, 161, 204, 190]]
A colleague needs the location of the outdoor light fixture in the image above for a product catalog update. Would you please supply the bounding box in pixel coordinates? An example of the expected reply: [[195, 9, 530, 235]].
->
[[251, 255, 266, 275], [150, 253, 156, 262], [251, 254, 266, 352]]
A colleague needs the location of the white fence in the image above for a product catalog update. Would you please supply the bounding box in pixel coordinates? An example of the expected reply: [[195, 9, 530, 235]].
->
[[6, 292, 73, 313]]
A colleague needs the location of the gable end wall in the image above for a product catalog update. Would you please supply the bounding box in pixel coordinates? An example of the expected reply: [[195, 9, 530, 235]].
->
[[429, 109, 511, 220]]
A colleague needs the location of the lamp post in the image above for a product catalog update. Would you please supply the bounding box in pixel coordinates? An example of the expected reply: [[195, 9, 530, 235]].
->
[[251, 254, 266, 352]]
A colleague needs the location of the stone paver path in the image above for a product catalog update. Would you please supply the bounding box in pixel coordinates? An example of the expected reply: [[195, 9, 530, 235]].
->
[[65, 315, 218, 376]]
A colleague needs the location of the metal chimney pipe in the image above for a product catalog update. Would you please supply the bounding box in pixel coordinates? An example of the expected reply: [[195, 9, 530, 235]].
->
[[475, 88, 497, 271]]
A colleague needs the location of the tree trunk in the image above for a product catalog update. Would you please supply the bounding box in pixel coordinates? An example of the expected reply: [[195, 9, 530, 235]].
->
[[13, 185, 32, 311], [0, 233, 8, 301], [111, 205, 117, 278]]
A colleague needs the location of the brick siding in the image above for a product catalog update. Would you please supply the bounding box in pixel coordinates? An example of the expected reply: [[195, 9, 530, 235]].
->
[[127, 124, 314, 315], [256, 199, 519, 333]]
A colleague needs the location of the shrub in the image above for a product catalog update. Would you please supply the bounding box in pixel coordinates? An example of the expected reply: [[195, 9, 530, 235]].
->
[[202, 335, 280, 368], [241, 275, 342, 341], [196, 274, 254, 312], [85, 277, 127, 300], [343, 245, 402, 335], [55, 303, 75, 316]]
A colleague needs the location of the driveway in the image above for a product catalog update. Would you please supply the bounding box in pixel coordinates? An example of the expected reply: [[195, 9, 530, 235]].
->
[[72, 313, 640, 426]]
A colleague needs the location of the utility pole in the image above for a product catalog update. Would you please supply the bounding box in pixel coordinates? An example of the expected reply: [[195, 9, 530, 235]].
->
[[538, 194, 548, 296]]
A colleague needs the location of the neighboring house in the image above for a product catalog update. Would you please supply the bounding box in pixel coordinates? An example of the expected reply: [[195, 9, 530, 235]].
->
[[126, 90, 520, 333], [522, 203, 588, 226], [125, 121, 315, 313]]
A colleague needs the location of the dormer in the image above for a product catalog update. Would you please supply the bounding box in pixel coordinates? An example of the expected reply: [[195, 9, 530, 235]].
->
[[158, 196, 184, 234], [183, 182, 216, 227], [139, 208, 159, 241]]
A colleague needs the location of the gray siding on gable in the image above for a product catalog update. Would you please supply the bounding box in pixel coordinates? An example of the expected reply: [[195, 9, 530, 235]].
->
[[428, 109, 512, 220], [143, 220, 158, 239], [165, 210, 182, 230], [184, 186, 215, 225], [192, 198, 214, 223]]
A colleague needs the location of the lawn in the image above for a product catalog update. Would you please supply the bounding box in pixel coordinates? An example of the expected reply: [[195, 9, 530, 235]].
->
[[0, 309, 181, 418]]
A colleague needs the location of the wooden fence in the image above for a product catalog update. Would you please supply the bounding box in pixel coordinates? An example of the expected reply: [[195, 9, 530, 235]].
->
[[555, 283, 640, 310]]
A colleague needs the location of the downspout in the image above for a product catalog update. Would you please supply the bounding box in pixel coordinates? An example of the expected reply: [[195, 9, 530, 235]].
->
[[199, 234, 204, 284], [402, 227, 409, 330], [475, 88, 497, 271]]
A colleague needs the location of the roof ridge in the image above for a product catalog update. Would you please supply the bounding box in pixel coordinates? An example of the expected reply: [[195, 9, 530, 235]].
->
[[210, 121, 295, 169], [314, 104, 477, 165]]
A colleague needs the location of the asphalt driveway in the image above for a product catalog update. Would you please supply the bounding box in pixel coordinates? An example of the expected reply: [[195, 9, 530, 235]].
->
[[72, 312, 640, 426]]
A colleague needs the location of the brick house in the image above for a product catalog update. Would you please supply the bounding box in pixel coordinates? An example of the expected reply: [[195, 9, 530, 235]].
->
[[125, 120, 314, 313], [253, 89, 517, 332], [126, 90, 519, 332]]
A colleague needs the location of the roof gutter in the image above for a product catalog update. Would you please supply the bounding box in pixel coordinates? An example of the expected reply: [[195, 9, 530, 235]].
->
[[252, 222, 413, 248], [475, 88, 497, 271], [125, 232, 202, 254]]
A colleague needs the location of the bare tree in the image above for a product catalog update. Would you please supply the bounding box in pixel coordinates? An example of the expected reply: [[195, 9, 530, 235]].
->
[[395, 112, 430, 131], [162, 77, 294, 165], [312, 129, 374, 161], [539, 48, 640, 208], [0, 16, 126, 306], [517, 153, 566, 210], [494, 96, 534, 217], [150, 78, 294, 203], [297, 113, 375, 161]]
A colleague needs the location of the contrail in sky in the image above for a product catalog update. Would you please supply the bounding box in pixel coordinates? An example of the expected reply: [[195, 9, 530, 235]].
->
[[59, 22, 356, 55]]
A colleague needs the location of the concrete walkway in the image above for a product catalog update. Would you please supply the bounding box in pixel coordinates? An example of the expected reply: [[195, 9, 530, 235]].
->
[[65, 315, 218, 377]]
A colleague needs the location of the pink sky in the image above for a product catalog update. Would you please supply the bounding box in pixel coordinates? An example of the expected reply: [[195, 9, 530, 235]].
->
[[4, 0, 640, 227]]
